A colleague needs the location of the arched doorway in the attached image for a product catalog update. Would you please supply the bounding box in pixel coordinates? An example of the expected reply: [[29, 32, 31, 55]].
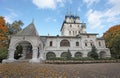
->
[[46, 52, 56, 60], [99, 51, 106, 58], [75, 52, 82, 58], [14, 41, 33, 60], [14, 44, 23, 59]]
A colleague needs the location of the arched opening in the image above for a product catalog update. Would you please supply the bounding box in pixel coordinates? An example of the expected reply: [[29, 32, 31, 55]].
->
[[61, 52, 68, 58], [99, 51, 106, 58], [84, 40, 88, 47], [14, 41, 33, 60], [75, 52, 82, 58], [60, 39, 70, 47], [90, 40, 94, 47], [46, 52, 56, 60], [14, 44, 23, 59]]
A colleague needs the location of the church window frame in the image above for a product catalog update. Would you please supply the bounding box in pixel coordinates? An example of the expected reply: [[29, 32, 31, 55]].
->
[[84, 40, 88, 47], [90, 40, 94, 46], [76, 42, 79, 46], [60, 39, 70, 47], [85, 43, 87, 46], [73, 31, 74, 35], [50, 41, 53, 46], [69, 31, 71, 35], [99, 41, 101, 46]]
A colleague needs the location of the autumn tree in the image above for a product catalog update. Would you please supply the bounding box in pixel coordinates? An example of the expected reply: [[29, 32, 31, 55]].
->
[[103, 24, 120, 58], [0, 16, 8, 47], [0, 16, 8, 62]]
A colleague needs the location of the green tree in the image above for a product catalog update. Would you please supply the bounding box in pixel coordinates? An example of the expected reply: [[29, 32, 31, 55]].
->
[[7, 20, 24, 35], [111, 32, 120, 59], [66, 49, 72, 60], [0, 47, 8, 62], [88, 45, 98, 60]]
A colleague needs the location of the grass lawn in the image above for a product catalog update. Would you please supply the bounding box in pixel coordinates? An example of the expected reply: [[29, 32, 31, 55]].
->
[[0, 63, 120, 78]]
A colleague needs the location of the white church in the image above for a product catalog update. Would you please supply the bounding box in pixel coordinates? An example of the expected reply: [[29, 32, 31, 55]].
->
[[3, 13, 111, 63]]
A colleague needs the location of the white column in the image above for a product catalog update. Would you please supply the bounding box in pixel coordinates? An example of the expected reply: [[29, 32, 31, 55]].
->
[[32, 48, 38, 59], [29, 47, 40, 63], [39, 50, 45, 60], [2, 48, 16, 63], [7, 48, 16, 62]]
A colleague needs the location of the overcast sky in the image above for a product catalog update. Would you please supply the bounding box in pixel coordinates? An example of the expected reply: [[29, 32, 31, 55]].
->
[[0, 0, 120, 36]]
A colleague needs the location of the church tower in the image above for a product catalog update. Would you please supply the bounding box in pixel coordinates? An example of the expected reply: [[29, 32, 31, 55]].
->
[[61, 12, 86, 36]]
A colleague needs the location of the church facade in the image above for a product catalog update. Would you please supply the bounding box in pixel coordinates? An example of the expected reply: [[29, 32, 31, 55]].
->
[[3, 14, 111, 63]]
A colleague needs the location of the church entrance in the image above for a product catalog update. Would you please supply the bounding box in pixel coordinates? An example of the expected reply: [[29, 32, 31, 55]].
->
[[14, 41, 33, 60]]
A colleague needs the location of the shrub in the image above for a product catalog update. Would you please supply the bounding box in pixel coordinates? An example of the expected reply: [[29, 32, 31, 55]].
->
[[88, 45, 98, 60], [0, 47, 8, 62]]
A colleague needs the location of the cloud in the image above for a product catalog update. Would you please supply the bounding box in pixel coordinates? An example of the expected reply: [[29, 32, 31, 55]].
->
[[104, 0, 120, 22], [86, 0, 120, 30], [68, 0, 72, 4], [86, 9, 102, 29], [83, 0, 100, 7], [4, 8, 18, 23], [32, 0, 65, 9], [45, 17, 57, 22], [77, 6, 81, 12]]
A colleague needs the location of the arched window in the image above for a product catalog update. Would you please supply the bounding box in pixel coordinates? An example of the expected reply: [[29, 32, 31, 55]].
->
[[50, 41, 52, 46], [73, 31, 74, 35], [84, 40, 88, 46], [46, 52, 56, 60], [60, 39, 70, 47], [61, 52, 68, 58], [69, 31, 71, 35], [99, 51, 106, 58], [75, 52, 82, 57], [90, 40, 94, 46], [99, 42, 101, 46], [85, 43, 87, 46], [76, 42, 79, 46]]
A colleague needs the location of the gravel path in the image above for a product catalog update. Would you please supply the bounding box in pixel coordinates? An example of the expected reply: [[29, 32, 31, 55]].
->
[[0, 63, 120, 78]]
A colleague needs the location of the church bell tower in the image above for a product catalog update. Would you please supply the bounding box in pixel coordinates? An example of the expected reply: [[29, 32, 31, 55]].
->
[[61, 12, 86, 36]]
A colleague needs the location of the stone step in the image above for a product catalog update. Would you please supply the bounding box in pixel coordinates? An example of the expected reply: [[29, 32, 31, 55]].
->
[[15, 59, 30, 63]]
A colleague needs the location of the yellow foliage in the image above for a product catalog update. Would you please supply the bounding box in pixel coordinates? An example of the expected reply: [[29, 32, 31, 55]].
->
[[0, 16, 8, 47], [103, 24, 120, 48]]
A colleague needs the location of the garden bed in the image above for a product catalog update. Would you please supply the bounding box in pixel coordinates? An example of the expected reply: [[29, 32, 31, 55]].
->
[[45, 60, 120, 64]]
